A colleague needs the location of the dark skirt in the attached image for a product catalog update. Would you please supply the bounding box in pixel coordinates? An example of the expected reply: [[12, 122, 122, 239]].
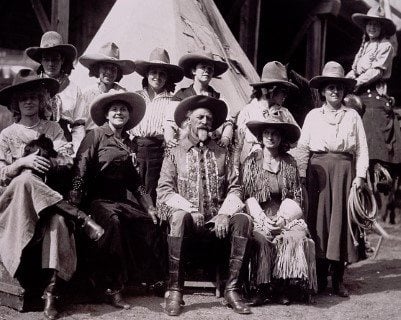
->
[[360, 91, 401, 163], [306, 152, 361, 263], [135, 137, 165, 203], [87, 199, 167, 291]]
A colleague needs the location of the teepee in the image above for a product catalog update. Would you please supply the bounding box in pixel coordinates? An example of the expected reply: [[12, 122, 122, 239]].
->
[[70, 0, 259, 115]]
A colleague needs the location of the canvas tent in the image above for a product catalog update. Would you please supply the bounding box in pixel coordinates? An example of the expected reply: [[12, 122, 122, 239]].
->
[[70, 0, 259, 115]]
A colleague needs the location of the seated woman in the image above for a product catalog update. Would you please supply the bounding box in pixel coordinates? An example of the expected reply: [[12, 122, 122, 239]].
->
[[0, 69, 103, 320], [70, 90, 167, 309], [242, 113, 317, 306]]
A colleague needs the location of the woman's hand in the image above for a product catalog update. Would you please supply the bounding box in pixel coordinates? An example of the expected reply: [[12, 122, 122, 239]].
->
[[352, 177, 365, 189], [217, 136, 230, 148], [147, 206, 158, 225], [166, 138, 179, 148], [55, 142, 74, 156], [17, 149, 51, 174], [191, 212, 205, 229]]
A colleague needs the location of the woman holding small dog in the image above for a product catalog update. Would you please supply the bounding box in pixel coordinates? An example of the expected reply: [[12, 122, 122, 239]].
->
[[0, 69, 103, 320], [242, 112, 316, 306]]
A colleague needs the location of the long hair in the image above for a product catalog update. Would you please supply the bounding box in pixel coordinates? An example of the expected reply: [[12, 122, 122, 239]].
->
[[10, 87, 50, 122]]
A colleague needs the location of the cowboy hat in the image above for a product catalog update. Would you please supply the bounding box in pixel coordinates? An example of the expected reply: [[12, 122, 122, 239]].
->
[[135, 48, 184, 83], [174, 95, 227, 131], [250, 61, 299, 90], [79, 42, 136, 75], [0, 69, 59, 108], [178, 51, 228, 79], [309, 61, 356, 91], [90, 90, 146, 130], [246, 112, 301, 145], [352, 6, 396, 37], [25, 31, 77, 64]]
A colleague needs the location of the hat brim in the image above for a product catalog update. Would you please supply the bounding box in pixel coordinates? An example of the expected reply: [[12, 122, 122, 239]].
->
[[79, 54, 136, 75], [174, 95, 227, 131], [25, 44, 77, 64], [90, 92, 146, 130], [250, 79, 299, 91], [309, 76, 356, 91], [352, 13, 396, 37], [135, 61, 184, 83], [0, 78, 59, 108], [246, 120, 301, 145], [179, 54, 228, 79]]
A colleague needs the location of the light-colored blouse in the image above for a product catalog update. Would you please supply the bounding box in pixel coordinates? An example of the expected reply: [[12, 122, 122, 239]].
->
[[347, 38, 394, 89], [129, 89, 175, 138], [0, 120, 71, 185], [296, 104, 369, 178]]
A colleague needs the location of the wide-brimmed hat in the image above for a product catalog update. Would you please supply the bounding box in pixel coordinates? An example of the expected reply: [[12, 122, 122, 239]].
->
[[309, 61, 356, 90], [0, 69, 59, 108], [179, 51, 228, 79], [135, 48, 184, 83], [25, 31, 77, 64], [352, 6, 396, 37], [246, 112, 301, 145], [90, 90, 146, 130], [250, 61, 299, 91], [174, 95, 227, 131], [79, 42, 136, 75]]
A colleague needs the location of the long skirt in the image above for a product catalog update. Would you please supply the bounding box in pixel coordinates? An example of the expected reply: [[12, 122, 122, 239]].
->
[[88, 199, 167, 291], [135, 137, 165, 203], [307, 152, 362, 263], [360, 91, 401, 163]]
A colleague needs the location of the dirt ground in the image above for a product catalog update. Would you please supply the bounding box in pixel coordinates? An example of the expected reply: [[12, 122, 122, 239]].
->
[[0, 222, 400, 320]]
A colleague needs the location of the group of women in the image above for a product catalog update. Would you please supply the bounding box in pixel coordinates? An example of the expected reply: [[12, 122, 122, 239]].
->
[[0, 4, 399, 319]]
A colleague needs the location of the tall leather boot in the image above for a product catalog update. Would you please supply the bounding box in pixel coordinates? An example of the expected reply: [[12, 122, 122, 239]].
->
[[42, 270, 59, 320], [316, 258, 329, 293], [332, 261, 349, 297], [165, 236, 185, 316], [53, 200, 104, 241], [224, 235, 251, 314]]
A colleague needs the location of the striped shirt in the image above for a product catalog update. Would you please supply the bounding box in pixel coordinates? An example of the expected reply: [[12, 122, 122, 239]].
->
[[129, 89, 176, 138]]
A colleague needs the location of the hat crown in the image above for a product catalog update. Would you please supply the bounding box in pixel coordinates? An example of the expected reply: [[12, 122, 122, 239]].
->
[[263, 110, 287, 124], [148, 47, 171, 64], [320, 61, 346, 78], [40, 31, 65, 48], [98, 42, 120, 59], [260, 61, 289, 82], [366, 6, 386, 19], [12, 69, 39, 86]]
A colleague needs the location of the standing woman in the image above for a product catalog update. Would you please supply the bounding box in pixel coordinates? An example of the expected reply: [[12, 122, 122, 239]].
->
[[79, 42, 136, 131], [346, 6, 401, 219], [297, 61, 369, 297], [0, 69, 103, 320], [25, 31, 86, 154], [129, 48, 183, 202], [71, 90, 167, 308]]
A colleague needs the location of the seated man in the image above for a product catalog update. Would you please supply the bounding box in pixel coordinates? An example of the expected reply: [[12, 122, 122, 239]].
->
[[157, 95, 252, 316]]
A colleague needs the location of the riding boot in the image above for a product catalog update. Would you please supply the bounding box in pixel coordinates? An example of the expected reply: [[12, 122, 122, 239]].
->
[[316, 258, 329, 293], [42, 270, 59, 320], [53, 200, 104, 241], [224, 235, 252, 314], [332, 261, 349, 297], [165, 235, 185, 316]]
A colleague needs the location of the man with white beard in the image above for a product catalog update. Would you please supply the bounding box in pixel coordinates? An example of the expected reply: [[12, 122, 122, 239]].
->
[[157, 95, 252, 316]]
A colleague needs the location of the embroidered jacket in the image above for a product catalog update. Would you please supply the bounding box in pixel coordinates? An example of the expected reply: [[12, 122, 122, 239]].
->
[[156, 136, 241, 221]]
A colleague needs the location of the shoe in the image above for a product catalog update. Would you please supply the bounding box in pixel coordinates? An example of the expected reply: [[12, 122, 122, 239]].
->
[[333, 282, 349, 297], [248, 286, 270, 306], [225, 290, 252, 314], [106, 290, 131, 309], [82, 215, 104, 241], [277, 293, 291, 305], [165, 290, 184, 316], [42, 292, 59, 320]]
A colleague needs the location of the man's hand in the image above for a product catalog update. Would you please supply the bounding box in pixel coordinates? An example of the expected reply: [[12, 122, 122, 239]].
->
[[192, 213, 204, 229], [214, 214, 230, 239], [217, 136, 230, 148], [352, 176, 365, 189], [166, 138, 179, 148]]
